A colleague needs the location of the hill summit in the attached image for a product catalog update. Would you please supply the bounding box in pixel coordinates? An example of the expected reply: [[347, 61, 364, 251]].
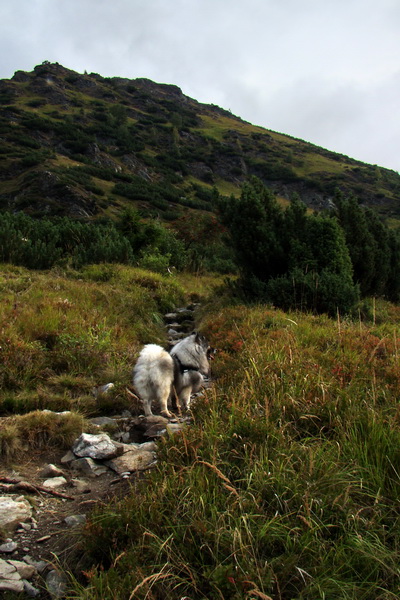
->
[[0, 61, 399, 220]]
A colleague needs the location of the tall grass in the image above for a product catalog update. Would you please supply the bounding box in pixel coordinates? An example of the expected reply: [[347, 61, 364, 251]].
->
[[69, 300, 400, 599], [0, 263, 188, 417]]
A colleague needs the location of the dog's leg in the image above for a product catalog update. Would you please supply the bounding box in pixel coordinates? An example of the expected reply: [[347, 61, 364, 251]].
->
[[179, 386, 192, 411], [142, 398, 153, 417], [159, 386, 172, 418], [171, 385, 181, 414]]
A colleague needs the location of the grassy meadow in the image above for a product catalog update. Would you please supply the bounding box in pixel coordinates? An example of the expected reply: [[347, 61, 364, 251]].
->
[[0, 264, 222, 459], [1, 263, 400, 599], [69, 293, 400, 599]]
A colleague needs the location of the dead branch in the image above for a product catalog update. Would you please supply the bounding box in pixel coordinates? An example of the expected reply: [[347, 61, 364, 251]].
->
[[0, 477, 74, 500]]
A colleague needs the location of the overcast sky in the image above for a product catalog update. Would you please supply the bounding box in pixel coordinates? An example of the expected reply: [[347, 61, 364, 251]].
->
[[1, 0, 400, 171]]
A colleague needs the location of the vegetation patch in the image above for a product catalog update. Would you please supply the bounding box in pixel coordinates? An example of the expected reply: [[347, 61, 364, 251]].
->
[[70, 300, 400, 599]]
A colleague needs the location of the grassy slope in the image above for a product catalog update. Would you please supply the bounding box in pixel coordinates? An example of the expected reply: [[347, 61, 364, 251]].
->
[[0, 264, 224, 459], [67, 296, 400, 600], [1, 268, 400, 598], [1, 64, 400, 222]]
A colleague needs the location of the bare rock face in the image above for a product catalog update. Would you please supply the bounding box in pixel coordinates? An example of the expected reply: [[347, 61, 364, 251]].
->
[[0, 496, 32, 533], [72, 432, 123, 460]]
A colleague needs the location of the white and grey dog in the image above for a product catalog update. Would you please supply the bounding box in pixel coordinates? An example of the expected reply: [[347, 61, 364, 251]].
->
[[132, 332, 211, 417]]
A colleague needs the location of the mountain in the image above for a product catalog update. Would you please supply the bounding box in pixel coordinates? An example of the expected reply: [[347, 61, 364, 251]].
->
[[0, 61, 400, 222]]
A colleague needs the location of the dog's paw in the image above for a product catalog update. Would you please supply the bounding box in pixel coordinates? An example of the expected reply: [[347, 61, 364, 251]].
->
[[160, 409, 173, 419]]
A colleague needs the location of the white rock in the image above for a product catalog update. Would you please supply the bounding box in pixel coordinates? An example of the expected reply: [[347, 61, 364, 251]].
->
[[42, 476, 67, 490], [72, 432, 122, 460], [0, 496, 32, 532]]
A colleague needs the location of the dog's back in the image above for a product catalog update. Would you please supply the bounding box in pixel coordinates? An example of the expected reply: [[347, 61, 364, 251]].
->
[[132, 344, 174, 417]]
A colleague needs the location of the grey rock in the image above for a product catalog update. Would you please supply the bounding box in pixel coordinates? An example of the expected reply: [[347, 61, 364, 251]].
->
[[0, 540, 18, 553], [164, 312, 178, 322], [46, 569, 67, 599], [72, 432, 123, 460], [22, 556, 47, 573], [70, 457, 110, 477], [144, 424, 167, 438], [23, 579, 41, 597], [0, 496, 32, 532], [64, 514, 86, 527], [60, 450, 76, 465], [0, 578, 24, 592], [0, 558, 24, 592]]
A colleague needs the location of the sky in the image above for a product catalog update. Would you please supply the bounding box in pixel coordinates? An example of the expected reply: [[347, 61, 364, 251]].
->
[[1, 0, 400, 172]]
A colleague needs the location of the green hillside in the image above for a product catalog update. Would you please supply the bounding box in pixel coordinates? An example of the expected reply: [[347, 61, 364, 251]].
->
[[0, 61, 399, 221]]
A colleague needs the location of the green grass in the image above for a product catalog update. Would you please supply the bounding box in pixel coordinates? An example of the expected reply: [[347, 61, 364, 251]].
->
[[0, 263, 189, 418], [1, 259, 400, 598], [68, 301, 400, 599]]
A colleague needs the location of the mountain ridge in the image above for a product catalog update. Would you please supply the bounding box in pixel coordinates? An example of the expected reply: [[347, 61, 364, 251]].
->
[[0, 61, 399, 222]]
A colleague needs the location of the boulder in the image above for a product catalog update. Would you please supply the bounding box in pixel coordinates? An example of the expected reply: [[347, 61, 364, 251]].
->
[[105, 448, 155, 474], [72, 432, 123, 460]]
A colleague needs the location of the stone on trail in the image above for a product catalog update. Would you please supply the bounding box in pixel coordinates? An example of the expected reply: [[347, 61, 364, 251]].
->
[[69, 457, 110, 477], [0, 496, 32, 533], [72, 432, 123, 460], [105, 447, 156, 474], [42, 476, 68, 490], [40, 463, 65, 478]]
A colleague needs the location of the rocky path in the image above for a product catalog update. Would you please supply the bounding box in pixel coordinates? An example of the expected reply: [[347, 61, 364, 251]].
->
[[0, 304, 205, 597]]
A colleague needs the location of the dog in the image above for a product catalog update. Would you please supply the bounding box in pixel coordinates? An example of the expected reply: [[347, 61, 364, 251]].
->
[[132, 332, 211, 418]]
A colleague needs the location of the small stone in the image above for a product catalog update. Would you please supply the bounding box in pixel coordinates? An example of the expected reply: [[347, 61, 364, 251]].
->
[[64, 514, 86, 527], [23, 579, 41, 597], [42, 476, 67, 490], [70, 457, 110, 477], [0, 579, 24, 593], [89, 416, 116, 426], [0, 541, 18, 553], [46, 569, 67, 599], [22, 556, 48, 573], [36, 535, 51, 543], [40, 464, 65, 478], [60, 450, 76, 464]]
